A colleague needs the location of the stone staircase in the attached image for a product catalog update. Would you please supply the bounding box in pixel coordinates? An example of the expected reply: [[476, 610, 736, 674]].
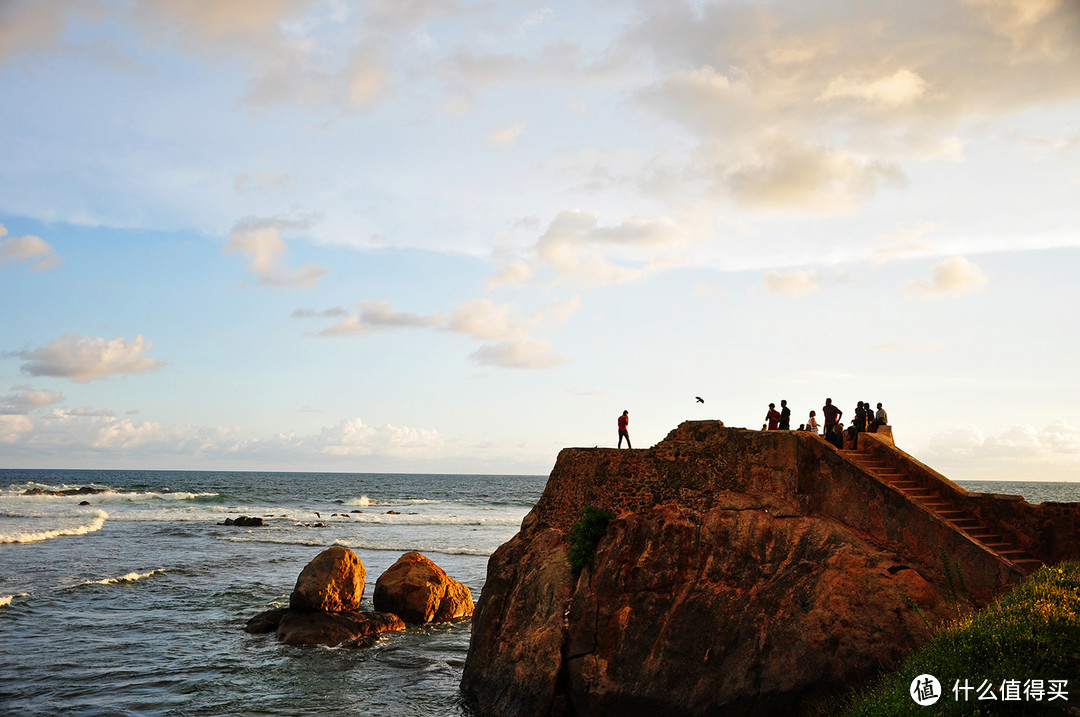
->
[[840, 448, 1043, 574]]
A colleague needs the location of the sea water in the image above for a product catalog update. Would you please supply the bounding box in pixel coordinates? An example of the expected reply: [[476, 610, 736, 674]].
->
[[0, 469, 546, 716], [0, 470, 1077, 716]]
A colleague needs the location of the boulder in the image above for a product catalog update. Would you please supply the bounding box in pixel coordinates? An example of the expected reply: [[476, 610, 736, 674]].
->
[[290, 546, 366, 612], [374, 551, 475, 623], [276, 610, 405, 647], [222, 516, 265, 527]]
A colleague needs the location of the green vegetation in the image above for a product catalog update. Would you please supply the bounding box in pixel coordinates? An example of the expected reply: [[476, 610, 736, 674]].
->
[[837, 562, 1080, 716], [567, 506, 616, 574]]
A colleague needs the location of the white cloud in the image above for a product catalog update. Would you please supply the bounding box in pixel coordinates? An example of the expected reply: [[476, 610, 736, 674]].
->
[[761, 269, 819, 297], [902, 256, 988, 299], [487, 259, 533, 288], [485, 120, 527, 150], [316, 301, 444, 336], [316, 417, 444, 459], [0, 386, 64, 414], [0, 225, 61, 272], [0, 415, 33, 444], [225, 218, 326, 290], [927, 420, 1080, 478], [469, 339, 571, 370], [532, 210, 687, 287], [818, 69, 929, 107], [18, 333, 164, 382]]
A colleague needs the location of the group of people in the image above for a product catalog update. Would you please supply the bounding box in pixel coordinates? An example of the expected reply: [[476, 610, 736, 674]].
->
[[765, 399, 888, 450]]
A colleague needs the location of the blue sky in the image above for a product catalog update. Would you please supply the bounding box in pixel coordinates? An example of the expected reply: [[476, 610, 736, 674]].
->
[[1, 0, 1078, 480]]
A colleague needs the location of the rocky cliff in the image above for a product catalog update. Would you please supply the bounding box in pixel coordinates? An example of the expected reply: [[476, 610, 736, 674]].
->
[[460, 422, 1080, 716]]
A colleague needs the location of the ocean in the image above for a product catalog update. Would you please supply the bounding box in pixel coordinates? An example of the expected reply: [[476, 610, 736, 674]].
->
[[1, 470, 1077, 716]]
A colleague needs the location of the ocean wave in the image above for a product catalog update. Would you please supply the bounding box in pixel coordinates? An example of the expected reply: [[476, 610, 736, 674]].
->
[[344, 513, 520, 527], [69, 569, 165, 589], [6, 483, 219, 504], [343, 495, 373, 507], [0, 509, 108, 544], [331, 538, 492, 557], [217, 536, 327, 547], [0, 593, 29, 608]]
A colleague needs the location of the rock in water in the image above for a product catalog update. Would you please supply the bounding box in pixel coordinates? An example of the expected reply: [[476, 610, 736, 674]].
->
[[289, 546, 366, 612], [374, 551, 475, 623], [276, 610, 406, 647]]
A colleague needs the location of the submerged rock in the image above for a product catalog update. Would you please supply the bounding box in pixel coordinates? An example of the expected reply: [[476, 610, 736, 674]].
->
[[290, 546, 366, 612], [221, 516, 265, 527], [277, 610, 405, 647], [23, 486, 106, 497], [374, 551, 475, 624]]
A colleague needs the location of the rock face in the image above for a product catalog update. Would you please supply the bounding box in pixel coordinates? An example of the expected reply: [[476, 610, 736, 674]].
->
[[461, 422, 1080, 715], [290, 545, 366, 612], [373, 551, 475, 623], [246, 547, 404, 648]]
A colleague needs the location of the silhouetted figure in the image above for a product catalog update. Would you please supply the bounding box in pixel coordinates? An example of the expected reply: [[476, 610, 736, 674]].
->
[[822, 398, 843, 448], [765, 403, 781, 430], [852, 401, 866, 449], [870, 402, 888, 432], [779, 399, 791, 430], [618, 410, 631, 449], [696, 396, 704, 403], [807, 410, 820, 434]]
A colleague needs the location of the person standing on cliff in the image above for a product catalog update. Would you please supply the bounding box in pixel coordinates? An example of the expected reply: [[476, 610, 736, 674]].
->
[[618, 410, 631, 448], [779, 400, 791, 430], [765, 403, 781, 430], [822, 398, 842, 447], [807, 410, 820, 434]]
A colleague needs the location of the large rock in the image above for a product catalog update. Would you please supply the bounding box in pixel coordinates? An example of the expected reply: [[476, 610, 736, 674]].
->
[[462, 423, 1069, 715], [289, 546, 366, 612], [374, 551, 475, 623]]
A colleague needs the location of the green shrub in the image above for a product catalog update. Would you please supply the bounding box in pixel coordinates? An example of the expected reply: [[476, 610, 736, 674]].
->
[[837, 562, 1080, 716], [567, 506, 616, 574]]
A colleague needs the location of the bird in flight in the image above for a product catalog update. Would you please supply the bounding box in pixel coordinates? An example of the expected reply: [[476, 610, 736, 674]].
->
[[695, 396, 705, 403]]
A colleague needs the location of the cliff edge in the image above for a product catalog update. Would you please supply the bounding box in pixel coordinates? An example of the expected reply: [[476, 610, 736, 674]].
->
[[460, 422, 1080, 716]]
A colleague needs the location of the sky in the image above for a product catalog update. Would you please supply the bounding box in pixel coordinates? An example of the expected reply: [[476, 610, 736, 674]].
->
[[1, 0, 1078, 481]]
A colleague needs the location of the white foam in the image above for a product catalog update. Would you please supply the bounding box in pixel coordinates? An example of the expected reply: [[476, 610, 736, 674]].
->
[[344, 495, 373, 507], [71, 569, 165, 588], [0, 593, 28, 608], [0, 509, 108, 544]]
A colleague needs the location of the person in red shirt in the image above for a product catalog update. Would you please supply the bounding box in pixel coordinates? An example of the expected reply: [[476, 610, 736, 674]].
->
[[765, 403, 781, 430], [618, 410, 631, 448]]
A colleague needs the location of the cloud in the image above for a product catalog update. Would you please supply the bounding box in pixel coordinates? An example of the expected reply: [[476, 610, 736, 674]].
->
[[0, 225, 61, 271], [225, 218, 326, 289], [469, 339, 571, 370], [625, 0, 1080, 211], [485, 120, 528, 149], [926, 419, 1080, 479], [0, 1, 70, 65], [0, 386, 64, 414], [316, 301, 444, 336], [532, 210, 686, 287], [299, 295, 579, 369], [0, 415, 33, 444], [761, 269, 820, 297], [316, 417, 444, 458], [17, 333, 164, 382], [724, 135, 906, 210], [818, 69, 929, 107], [486, 259, 534, 288], [902, 256, 988, 299]]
